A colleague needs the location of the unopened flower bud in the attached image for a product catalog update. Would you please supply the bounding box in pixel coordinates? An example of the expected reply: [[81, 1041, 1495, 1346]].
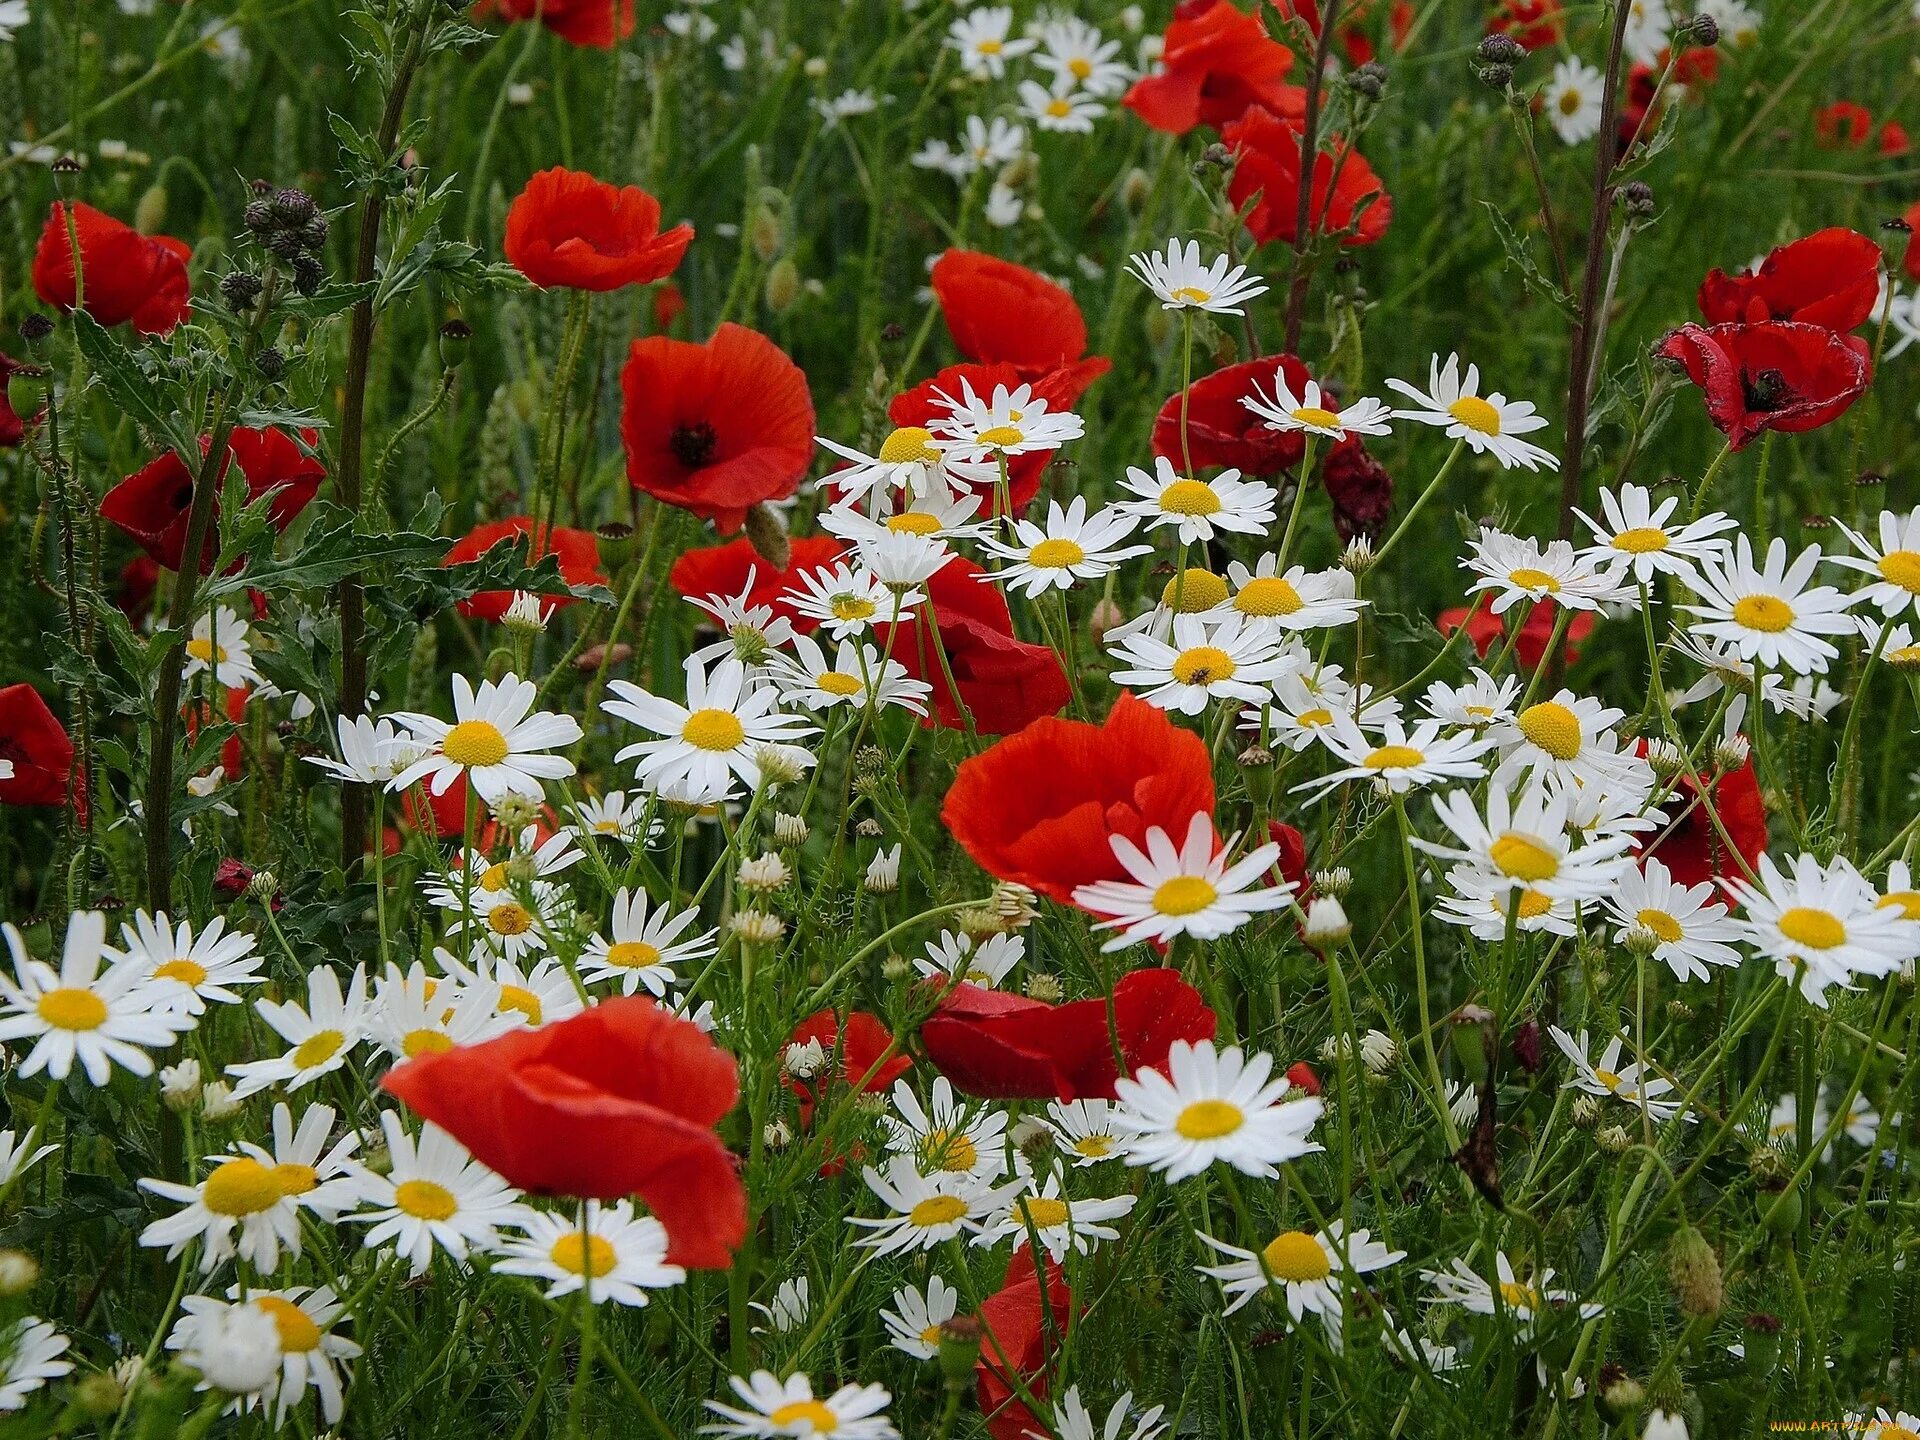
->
[[1571, 1094, 1601, 1129], [855, 817, 885, 839], [200, 1081, 243, 1120], [501, 591, 548, 635], [1597, 1123, 1631, 1154], [0, 1251, 39, 1296], [17, 314, 53, 348], [993, 882, 1039, 926], [937, 1316, 983, 1383], [134, 183, 170, 236], [1624, 923, 1662, 959], [160, 1058, 203, 1110], [881, 953, 911, 981], [1476, 33, 1525, 66], [1713, 733, 1751, 770], [1303, 896, 1351, 948], [1359, 1029, 1397, 1074], [1025, 973, 1064, 1003], [6, 365, 48, 423], [749, 203, 783, 261], [739, 852, 790, 893], [1747, 1144, 1789, 1188], [492, 793, 542, 832], [1340, 536, 1377, 575], [1596, 1369, 1645, 1423], [762, 1119, 792, 1150], [764, 257, 801, 313], [245, 871, 278, 903], [754, 743, 810, 787], [732, 909, 787, 944], [1666, 1222, 1722, 1317], [1619, 181, 1655, 219], [1688, 12, 1719, 44], [783, 1038, 827, 1079], [1643, 738, 1686, 777], [864, 844, 901, 893], [1476, 61, 1514, 89], [774, 813, 809, 846]]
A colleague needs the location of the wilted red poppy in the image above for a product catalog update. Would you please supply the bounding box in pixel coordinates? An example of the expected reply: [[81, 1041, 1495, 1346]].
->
[[876, 557, 1069, 734], [921, 967, 1216, 1101], [1656, 320, 1871, 452], [1696, 228, 1882, 332], [0, 684, 74, 811], [32, 202, 192, 336], [442, 517, 607, 622], [942, 693, 1216, 904], [669, 535, 848, 632], [1815, 101, 1872, 148], [930, 251, 1109, 390], [1487, 0, 1562, 49], [504, 167, 692, 292], [1223, 106, 1392, 248], [620, 323, 815, 533], [383, 997, 744, 1267], [785, 1009, 910, 1125], [976, 1248, 1073, 1440], [101, 427, 325, 573], [1438, 599, 1594, 670], [1641, 755, 1767, 888], [1124, 0, 1303, 134], [1152, 355, 1313, 477], [890, 362, 1094, 518], [476, 0, 634, 46], [1321, 434, 1393, 541]]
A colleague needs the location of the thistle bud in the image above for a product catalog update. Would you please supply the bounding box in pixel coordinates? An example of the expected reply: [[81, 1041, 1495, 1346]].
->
[[1476, 34, 1525, 66], [1346, 61, 1387, 100], [1666, 1223, 1722, 1317], [1619, 181, 1655, 219], [244, 198, 274, 233], [271, 186, 316, 225], [254, 346, 286, 382], [1687, 12, 1719, 44]]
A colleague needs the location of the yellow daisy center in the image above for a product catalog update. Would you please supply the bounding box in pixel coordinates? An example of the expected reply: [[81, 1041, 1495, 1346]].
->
[[829, 594, 878, 623], [1777, 906, 1845, 950], [1490, 833, 1558, 882], [1636, 908, 1684, 943], [1611, 526, 1670, 554], [1879, 891, 1920, 921], [885, 512, 943, 535], [1878, 1427, 1920, 1440], [271, 1162, 319, 1196], [1175, 1098, 1243, 1140], [976, 36, 1003, 53], [1506, 567, 1560, 593], [878, 426, 939, 465], [683, 708, 747, 751], [403, 1028, 454, 1058], [1516, 700, 1583, 761], [1892, 645, 1920, 666], [35, 987, 107, 1031], [1296, 707, 1334, 728], [815, 671, 863, 697], [1448, 395, 1503, 435], [549, 1231, 618, 1278], [769, 1401, 841, 1433], [1170, 286, 1212, 304], [1154, 875, 1219, 916], [488, 902, 533, 937], [925, 1128, 979, 1173], [908, 1194, 970, 1228], [1500, 1280, 1541, 1309], [1879, 550, 1920, 593], [1028, 538, 1086, 569], [1170, 645, 1235, 686], [1515, 890, 1553, 919], [442, 719, 509, 769], [154, 958, 209, 987], [1235, 576, 1304, 617], [605, 940, 662, 970], [1073, 1135, 1113, 1158], [976, 424, 1025, 449], [202, 1158, 284, 1217], [1594, 1068, 1623, 1091], [254, 1296, 322, 1353], [1015, 1196, 1071, 1229], [1068, 56, 1092, 77], [1262, 1230, 1331, 1282], [1364, 744, 1425, 770], [185, 637, 229, 664], [1291, 406, 1342, 429], [498, 984, 542, 1024], [919, 1322, 944, 1347], [292, 1029, 345, 1071], [1158, 479, 1222, 516], [1046, 98, 1072, 118], [1161, 568, 1228, 611], [1732, 594, 1794, 633], [394, 1179, 459, 1221], [1557, 87, 1584, 115], [479, 861, 512, 892]]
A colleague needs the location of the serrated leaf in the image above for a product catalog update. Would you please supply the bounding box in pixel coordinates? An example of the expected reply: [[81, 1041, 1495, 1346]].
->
[[73, 313, 201, 462], [1478, 201, 1574, 317]]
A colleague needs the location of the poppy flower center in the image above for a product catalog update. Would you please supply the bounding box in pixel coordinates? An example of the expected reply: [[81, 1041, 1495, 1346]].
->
[[830, 594, 878, 622], [1171, 645, 1235, 686], [1516, 700, 1583, 760], [1296, 707, 1333, 727], [886, 512, 943, 535], [1557, 87, 1584, 115], [1262, 1230, 1330, 1282], [1153, 875, 1219, 915], [293, 1029, 346, 1070], [1490, 832, 1558, 882], [443, 720, 510, 769], [395, 1179, 460, 1221], [1879, 550, 1920, 593], [1015, 1196, 1071, 1229], [1741, 367, 1791, 412], [1161, 568, 1228, 611], [1158, 479, 1222, 516], [976, 424, 1025, 448], [1174, 1098, 1243, 1139], [35, 987, 107, 1031], [1170, 286, 1212, 304], [1073, 1135, 1114, 1158], [1291, 406, 1342, 429], [185, 638, 229, 664], [669, 421, 720, 469], [1636, 908, 1684, 943], [1506, 567, 1560, 593], [1363, 744, 1425, 770], [254, 1295, 322, 1353], [1028, 538, 1086, 568], [925, 1128, 978, 1172], [403, 1028, 455, 1057], [814, 670, 863, 696], [153, 958, 209, 987], [878, 426, 940, 465], [488, 903, 534, 936], [1235, 576, 1304, 616], [1499, 1280, 1541, 1309], [606, 940, 663, 969], [1879, 891, 1920, 921], [272, 1162, 319, 1196], [1777, 906, 1845, 950], [769, 1401, 841, 1433], [549, 1231, 619, 1277], [1612, 526, 1669, 554], [908, 1194, 970, 1227], [203, 1158, 284, 1217], [683, 708, 747, 751], [1447, 396, 1503, 434], [1731, 594, 1794, 633]]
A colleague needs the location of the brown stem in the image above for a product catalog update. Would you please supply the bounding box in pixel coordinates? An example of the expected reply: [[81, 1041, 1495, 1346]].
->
[[1280, 0, 1343, 355]]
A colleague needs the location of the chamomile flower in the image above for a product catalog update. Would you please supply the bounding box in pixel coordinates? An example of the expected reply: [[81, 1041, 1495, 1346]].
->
[[704, 1370, 898, 1439], [914, 930, 1024, 988], [1106, 611, 1301, 715], [975, 1173, 1135, 1260], [1724, 852, 1917, 1007], [1215, 557, 1367, 633], [1831, 507, 1920, 617], [1421, 669, 1522, 731], [1291, 713, 1493, 800], [773, 635, 931, 715], [0, 911, 186, 1085], [1463, 529, 1627, 614], [226, 965, 371, 1098], [1040, 1387, 1168, 1440], [139, 1145, 311, 1274], [1114, 455, 1277, 544], [930, 379, 1083, 462], [1031, 17, 1131, 95], [1418, 782, 1634, 903], [1198, 1220, 1404, 1322], [1112, 1040, 1322, 1182], [580, 888, 717, 996], [954, 115, 1027, 174], [347, 1114, 522, 1276], [1019, 78, 1105, 132], [1241, 371, 1393, 441], [751, 1277, 810, 1334], [1432, 871, 1578, 940], [1044, 1099, 1129, 1165], [1127, 239, 1268, 315], [880, 1276, 959, 1360], [1072, 812, 1293, 951], [1494, 690, 1645, 791], [1548, 1026, 1689, 1123], [1421, 1252, 1601, 1328], [1244, 663, 1400, 752], [819, 483, 991, 546], [368, 963, 513, 1062], [570, 789, 654, 844], [980, 498, 1150, 596], [442, 948, 585, 1030], [848, 1156, 996, 1256], [387, 673, 583, 804], [306, 713, 409, 784], [883, 1075, 1010, 1180], [607, 656, 817, 799], [1669, 631, 1835, 718], [0, 1317, 70, 1412], [1878, 859, 1920, 922], [170, 1287, 360, 1426], [1543, 58, 1605, 144], [782, 563, 916, 638], [182, 604, 262, 688], [116, 910, 263, 1017], [493, 1201, 686, 1307], [1574, 484, 1735, 586], [1387, 354, 1559, 471], [946, 5, 1034, 77], [852, 529, 955, 591], [1601, 857, 1746, 981], [0, 1130, 54, 1188], [686, 569, 799, 669], [1682, 536, 1859, 675]]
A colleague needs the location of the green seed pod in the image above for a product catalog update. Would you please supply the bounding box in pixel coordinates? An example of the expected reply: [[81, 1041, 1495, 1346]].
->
[[749, 202, 783, 262], [6, 366, 47, 424]]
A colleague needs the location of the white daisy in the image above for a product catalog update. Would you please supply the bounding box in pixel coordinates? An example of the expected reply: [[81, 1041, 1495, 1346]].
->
[[1602, 857, 1746, 982], [704, 1370, 898, 1439], [1725, 852, 1918, 1007], [182, 604, 263, 689], [115, 910, 263, 1018], [1421, 1252, 1601, 1329], [1127, 239, 1268, 315], [1462, 528, 1628, 615], [367, 962, 515, 1062], [1291, 713, 1494, 800], [1543, 58, 1605, 144], [1493, 690, 1646, 791], [439, 947, 586, 1030], [1072, 812, 1293, 951], [751, 1277, 810, 1334], [946, 4, 1034, 76], [0, 1317, 71, 1412], [580, 887, 717, 996], [954, 115, 1027, 174], [782, 563, 917, 639], [1831, 507, 1920, 617], [1215, 557, 1367, 633], [345, 1113, 522, 1276], [1682, 535, 1859, 675], [819, 483, 991, 547], [974, 1173, 1136, 1260], [305, 712, 410, 784], [386, 673, 582, 804], [1243, 661, 1400, 752], [570, 789, 655, 844], [493, 1200, 687, 1307], [929, 379, 1083, 462], [226, 965, 371, 1098], [771, 635, 931, 715], [1030, 17, 1131, 95], [1574, 484, 1735, 587], [0, 911, 186, 1085], [1198, 1220, 1404, 1322], [1387, 354, 1559, 471], [1421, 668, 1522, 731], [852, 529, 955, 591], [980, 498, 1150, 597], [139, 1146, 310, 1275], [1043, 1099, 1129, 1166], [882, 1075, 1010, 1180], [686, 568, 799, 670], [606, 656, 817, 800], [1433, 872, 1578, 941], [1038, 1387, 1167, 1440], [1112, 1040, 1321, 1182], [169, 1287, 360, 1426], [1548, 1026, 1689, 1124], [913, 930, 1024, 989], [1623, 0, 1672, 63], [0, 1129, 55, 1189], [1114, 455, 1277, 544], [848, 1156, 997, 1256], [1019, 78, 1106, 132], [1417, 781, 1635, 903], [1241, 371, 1393, 441], [1107, 611, 1302, 715], [880, 1276, 958, 1360]]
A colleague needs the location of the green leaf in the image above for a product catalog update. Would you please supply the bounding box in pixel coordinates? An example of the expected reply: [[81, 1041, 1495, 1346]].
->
[[1478, 201, 1575, 317], [73, 313, 201, 462]]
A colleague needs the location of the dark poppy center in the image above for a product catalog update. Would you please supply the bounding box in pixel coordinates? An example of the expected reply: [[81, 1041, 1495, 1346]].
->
[[169, 482, 195, 511], [1741, 367, 1792, 413], [669, 422, 719, 470]]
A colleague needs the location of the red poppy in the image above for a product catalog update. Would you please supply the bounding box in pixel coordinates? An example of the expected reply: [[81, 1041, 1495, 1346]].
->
[[784, 1009, 910, 1125], [32, 202, 192, 336], [653, 281, 687, 332], [669, 535, 848, 632], [890, 363, 1097, 518], [1286, 1060, 1322, 1095], [1437, 599, 1594, 670], [1815, 101, 1873, 148], [1905, 200, 1920, 283], [921, 967, 1215, 1101], [620, 323, 815, 533], [184, 684, 250, 780], [1696, 228, 1882, 332], [0, 685, 74, 811], [1487, 0, 1563, 50], [942, 693, 1216, 904], [1669, 45, 1719, 88], [976, 1248, 1073, 1440], [1656, 320, 1871, 452], [1880, 121, 1911, 158], [101, 427, 325, 573], [1223, 106, 1392, 248], [1641, 755, 1767, 888], [1152, 355, 1313, 477], [504, 168, 692, 292], [930, 251, 1109, 390], [1268, 820, 1310, 892], [876, 557, 1069, 735], [383, 997, 744, 1267], [1124, 0, 1303, 134], [476, 0, 634, 46], [442, 517, 608, 622], [1321, 434, 1393, 540]]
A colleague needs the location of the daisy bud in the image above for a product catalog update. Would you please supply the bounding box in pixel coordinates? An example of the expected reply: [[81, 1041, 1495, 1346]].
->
[[1025, 973, 1064, 1003], [881, 953, 912, 981], [1596, 1124, 1631, 1154], [774, 813, 809, 846], [492, 792, 542, 832], [732, 909, 787, 945], [1712, 733, 1751, 770], [501, 591, 548, 634], [764, 257, 801, 313], [762, 1118, 792, 1150], [783, 1038, 827, 1079], [200, 1081, 244, 1121], [1340, 535, 1377, 575], [863, 844, 901, 893], [1303, 896, 1352, 948], [1121, 167, 1152, 214], [185, 1303, 282, 1396], [74, 1371, 126, 1418], [1317, 1035, 1343, 1064], [1238, 743, 1273, 768], [1571, 1095, 1601, 1129], [0, 1250, 38, 1295], [1643, 738, 1686, 777], [855, 817, 885, 839], [1666, 1223, 1722, 1318], [1624, 923, 1662, 959], [1010, 1115, 1051, 1156], [754, 743, 811, 787], [1359, 1029, 1397, 1074], [1595, 1369, 1645, 1423], [801, 55, 828, 78], [739, 852, 790, 893], [160, 1058, 203, 1110], [1666, 999, 1694, 1021], [937, 1316, 983, 1384], [744, 500, 792, 571], [993, 881, 1040, 926], [1088, 596, 1126, 643], [958, 906, 1006, 942], [852, 1091, 887, 1115], [1313, 867, 1353, 898]]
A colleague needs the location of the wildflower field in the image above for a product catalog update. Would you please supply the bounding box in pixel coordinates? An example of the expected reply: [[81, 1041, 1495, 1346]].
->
[[1, 0, 1919, 1433]]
